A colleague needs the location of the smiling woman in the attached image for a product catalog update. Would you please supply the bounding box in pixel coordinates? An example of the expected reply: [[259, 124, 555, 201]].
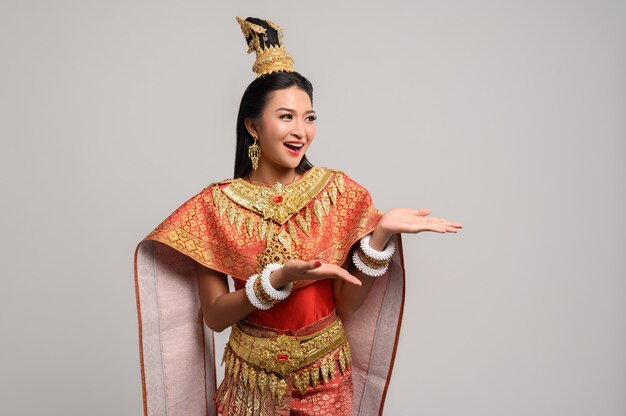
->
[[242, 85, 317, 184], [233, 67, 318, 182], [133, 15, 462, 416], [257, 99, 316, 159]]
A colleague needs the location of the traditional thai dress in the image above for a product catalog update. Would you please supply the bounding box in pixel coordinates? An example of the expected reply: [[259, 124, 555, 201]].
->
[[133, 167, 406, 416]]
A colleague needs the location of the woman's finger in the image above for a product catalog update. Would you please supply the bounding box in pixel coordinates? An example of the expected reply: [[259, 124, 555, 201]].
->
[[408, 224, 445, 233], [434, 219, 463, 229], [287, 259, 308, 273], [340, 271, 362, 286], [319, 264, 361, 285], [303, 265, 361, 286], [307, 259, 323, 269], [430, 218, 463, 228]]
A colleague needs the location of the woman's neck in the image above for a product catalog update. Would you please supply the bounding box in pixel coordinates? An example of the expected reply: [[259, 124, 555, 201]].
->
[[248, 164, 299, 186]]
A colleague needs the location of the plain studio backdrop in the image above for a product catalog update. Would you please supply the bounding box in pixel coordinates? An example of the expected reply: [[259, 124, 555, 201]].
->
[[1, 1, 624, 415]]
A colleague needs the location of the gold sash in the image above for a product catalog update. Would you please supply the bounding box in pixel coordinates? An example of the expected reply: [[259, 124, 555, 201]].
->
[[219, 316, 352, 405]]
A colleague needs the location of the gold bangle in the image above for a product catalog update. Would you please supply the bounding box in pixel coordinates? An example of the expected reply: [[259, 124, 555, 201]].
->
[[356, 248, 391, 269], [253, 274, 279, 307]]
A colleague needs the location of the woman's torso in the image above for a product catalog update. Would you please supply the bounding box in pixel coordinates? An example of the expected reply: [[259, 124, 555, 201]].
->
[[233, 277, 336, 332]]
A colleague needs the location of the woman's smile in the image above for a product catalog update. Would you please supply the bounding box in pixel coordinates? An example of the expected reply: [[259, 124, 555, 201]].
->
[[283, 141, 304, 155]]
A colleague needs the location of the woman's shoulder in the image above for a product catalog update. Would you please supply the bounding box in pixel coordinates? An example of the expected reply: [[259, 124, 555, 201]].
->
[[317, 166, 351, 181], [314, 167, 378, 208], [199, 177, 234, 193], [318, 166, 367, 190], [193, 167, 367, 194]]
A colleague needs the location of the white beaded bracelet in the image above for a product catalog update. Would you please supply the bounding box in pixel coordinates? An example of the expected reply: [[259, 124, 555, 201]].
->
[[260, 263, 293, 301], [352, 250, 389, 277], [360, 234, 395, 261], [245, 274, 273, 310]]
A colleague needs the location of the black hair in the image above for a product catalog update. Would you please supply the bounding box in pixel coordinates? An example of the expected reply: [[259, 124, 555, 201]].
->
[[233, 17, 315, 178]]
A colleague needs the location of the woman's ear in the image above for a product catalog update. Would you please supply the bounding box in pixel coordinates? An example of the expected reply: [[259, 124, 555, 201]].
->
[[244, 118, 260, 138]]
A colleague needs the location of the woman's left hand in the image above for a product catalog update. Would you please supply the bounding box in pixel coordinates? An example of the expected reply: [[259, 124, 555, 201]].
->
[[377, 208, 463, 238]]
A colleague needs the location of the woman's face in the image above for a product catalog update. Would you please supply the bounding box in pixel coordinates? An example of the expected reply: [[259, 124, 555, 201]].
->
[[247, 86, 317, 171]]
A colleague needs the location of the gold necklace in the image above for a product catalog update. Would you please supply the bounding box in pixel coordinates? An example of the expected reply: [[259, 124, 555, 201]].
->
[[225, 167, 333, 224], [248, 169, 297, 186]]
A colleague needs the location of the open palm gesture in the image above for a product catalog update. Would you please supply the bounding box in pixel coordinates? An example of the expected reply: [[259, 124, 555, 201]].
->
[[378, 208, 463, 235]]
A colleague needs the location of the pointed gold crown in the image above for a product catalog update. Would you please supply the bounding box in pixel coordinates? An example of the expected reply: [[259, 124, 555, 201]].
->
[[236, 16, 295, 78]]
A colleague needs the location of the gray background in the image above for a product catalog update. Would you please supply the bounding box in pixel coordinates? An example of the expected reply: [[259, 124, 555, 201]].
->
[[1, 0, 625, 415]]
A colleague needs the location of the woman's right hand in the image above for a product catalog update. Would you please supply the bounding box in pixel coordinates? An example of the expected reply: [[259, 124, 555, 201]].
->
[[270, 259, 362, 289]]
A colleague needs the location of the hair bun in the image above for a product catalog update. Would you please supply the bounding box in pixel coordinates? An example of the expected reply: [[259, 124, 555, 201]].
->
[[235, 16, 296, 78]]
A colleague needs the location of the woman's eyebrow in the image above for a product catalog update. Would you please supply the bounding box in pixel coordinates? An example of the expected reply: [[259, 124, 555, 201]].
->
[[275, 107, 316, 114]]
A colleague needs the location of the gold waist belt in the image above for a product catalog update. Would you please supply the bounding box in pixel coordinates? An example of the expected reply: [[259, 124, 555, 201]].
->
[[229, 317, 347, 376], [220, 316, 352, 402]]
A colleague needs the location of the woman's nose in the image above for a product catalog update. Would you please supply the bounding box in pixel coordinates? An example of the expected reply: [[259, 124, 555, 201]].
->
[[291, 121, 305, 138]]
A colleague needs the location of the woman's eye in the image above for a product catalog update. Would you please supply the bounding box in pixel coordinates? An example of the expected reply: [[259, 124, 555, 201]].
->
[[279, 113, 317, 122]]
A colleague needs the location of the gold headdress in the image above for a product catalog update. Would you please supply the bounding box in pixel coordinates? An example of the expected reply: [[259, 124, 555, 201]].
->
[[236, 16, 295, 77]]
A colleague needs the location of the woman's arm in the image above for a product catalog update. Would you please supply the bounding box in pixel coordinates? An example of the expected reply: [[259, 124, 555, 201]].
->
[[333, 225, 392, 316], [196, 259, 362, 332], [198, 208, 462, 329], [334, 208, 463, 316], [195, 262, 256, 332]]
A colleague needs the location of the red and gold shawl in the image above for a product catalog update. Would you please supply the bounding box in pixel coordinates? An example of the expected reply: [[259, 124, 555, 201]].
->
[[133, 167, 406, 416]]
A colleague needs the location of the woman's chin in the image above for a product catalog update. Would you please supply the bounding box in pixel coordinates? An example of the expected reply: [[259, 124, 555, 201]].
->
[[278, 158, 303, 170], [262, 153, 305, 171]]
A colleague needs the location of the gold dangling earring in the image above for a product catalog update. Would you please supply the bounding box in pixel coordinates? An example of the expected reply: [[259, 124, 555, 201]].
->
[[248, 135, 261, 170]]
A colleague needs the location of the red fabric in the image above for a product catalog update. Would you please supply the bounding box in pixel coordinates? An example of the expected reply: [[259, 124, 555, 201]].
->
[[133, 167, 407, 416], [143, 168, 382, 289], [233, 278, 335, 332]]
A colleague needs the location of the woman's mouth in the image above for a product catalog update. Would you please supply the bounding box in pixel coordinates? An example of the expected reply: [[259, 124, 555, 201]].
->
[[283, 142, 304, 155]]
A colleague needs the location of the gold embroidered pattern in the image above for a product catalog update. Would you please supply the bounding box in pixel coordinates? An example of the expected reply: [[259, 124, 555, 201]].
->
[[256, 233, 299, 273], [295, 206, 312, 236], [228, 317, 347, 376], [144, 167, 381, 288], [209, 168, 348, 253], [217, 318, 353, 412], [221, 167, 334, 224]]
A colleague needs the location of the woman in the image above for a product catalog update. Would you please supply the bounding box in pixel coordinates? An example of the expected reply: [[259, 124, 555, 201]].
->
[[133, 16, 462, 416]]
